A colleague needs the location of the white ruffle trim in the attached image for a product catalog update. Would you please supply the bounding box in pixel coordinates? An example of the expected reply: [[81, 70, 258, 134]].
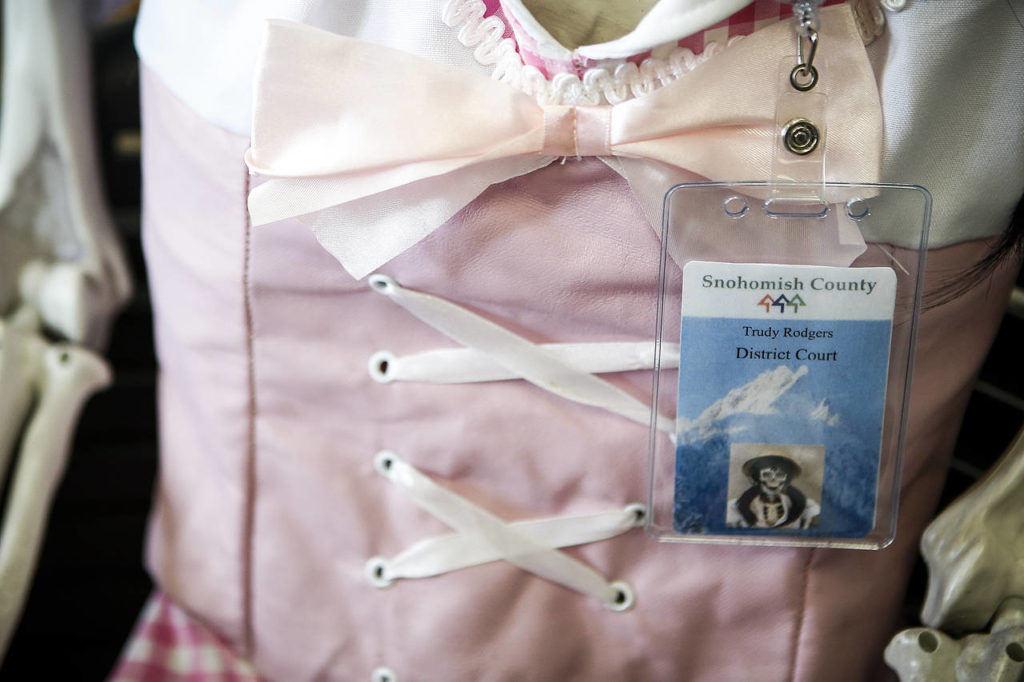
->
[[442, 0, 742, 106]]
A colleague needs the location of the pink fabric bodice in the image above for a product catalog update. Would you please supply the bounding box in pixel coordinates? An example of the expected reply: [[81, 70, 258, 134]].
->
[[129, 2, 1021, 679]]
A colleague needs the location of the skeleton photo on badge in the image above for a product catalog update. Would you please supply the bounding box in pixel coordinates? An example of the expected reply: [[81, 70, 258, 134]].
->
[[726, 444, 825, 530]]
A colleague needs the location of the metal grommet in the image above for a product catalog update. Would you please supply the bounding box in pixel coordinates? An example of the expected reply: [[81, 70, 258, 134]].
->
[[368, 273, 396, 293], [624, 503, 647, 527], [368, 351, 396, 383], [605, 581, 636, 612], [372, 666, 398, 682], [782, 118, 820, 156], [365, 557, 395, 588], [374, 450, 398, 476], [879, 0, 906, 11], [789, 64, 818, 92], [723, 196, 748, 218], [846, 198, 870, 220]]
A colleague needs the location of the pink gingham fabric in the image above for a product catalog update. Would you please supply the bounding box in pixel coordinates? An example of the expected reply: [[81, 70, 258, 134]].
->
[[109, 592, 260, 682], [505, 0, 847, 78], [675, 0, 846, 53]]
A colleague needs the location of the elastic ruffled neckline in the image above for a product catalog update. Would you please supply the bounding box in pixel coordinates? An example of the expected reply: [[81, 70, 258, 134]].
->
[[442, 0, 745, 106]]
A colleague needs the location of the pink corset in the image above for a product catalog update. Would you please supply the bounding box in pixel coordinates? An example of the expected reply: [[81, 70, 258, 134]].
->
[[114, 1, 1022, 680]]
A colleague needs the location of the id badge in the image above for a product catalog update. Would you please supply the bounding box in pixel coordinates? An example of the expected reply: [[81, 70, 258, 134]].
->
[[647, 182, 930, 549]]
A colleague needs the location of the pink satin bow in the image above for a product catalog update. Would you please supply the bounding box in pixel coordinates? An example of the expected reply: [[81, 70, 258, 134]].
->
[[245, 5, 880, 279]]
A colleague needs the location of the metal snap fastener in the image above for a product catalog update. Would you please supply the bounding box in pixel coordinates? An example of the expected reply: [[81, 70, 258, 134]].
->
[[782, 118, 820, 156]]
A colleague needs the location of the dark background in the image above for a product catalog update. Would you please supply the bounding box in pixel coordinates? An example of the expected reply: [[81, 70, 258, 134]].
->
[[0, 12, 1022, 681]]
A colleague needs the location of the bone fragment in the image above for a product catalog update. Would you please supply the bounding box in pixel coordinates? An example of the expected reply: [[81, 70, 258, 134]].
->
[[920, 427, 1024, 632], [0, 342, 111, 660], [886, 597, 1024, 682]]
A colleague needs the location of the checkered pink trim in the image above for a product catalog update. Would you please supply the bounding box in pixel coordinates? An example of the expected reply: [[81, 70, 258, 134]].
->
[[109, 592, 260, 682], [500, 0, 847, 78], [676, 0, 846, 54]]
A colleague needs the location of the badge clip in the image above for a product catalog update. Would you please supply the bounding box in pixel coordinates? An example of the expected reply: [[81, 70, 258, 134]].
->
[[769, 1, 828, 214]]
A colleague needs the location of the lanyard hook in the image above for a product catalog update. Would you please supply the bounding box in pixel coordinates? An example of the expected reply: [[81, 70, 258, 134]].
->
[[789, 1, 820, 91], [791, 28, 818, 91]]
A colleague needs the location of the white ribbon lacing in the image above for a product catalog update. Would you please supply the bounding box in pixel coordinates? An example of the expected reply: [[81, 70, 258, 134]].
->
[[442, 0, 743, 106], [364, 274, 673, 608], [369, 341, 678, 384], [367, 274, 675, 433], [367, 451, 642, 612]]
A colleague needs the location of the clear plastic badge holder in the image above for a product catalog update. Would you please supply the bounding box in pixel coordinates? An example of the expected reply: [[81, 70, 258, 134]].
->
[[647, 5, 931, 548], [647, 181, 930, 549]]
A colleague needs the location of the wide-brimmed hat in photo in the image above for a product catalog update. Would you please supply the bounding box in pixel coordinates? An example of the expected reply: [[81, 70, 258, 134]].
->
[[742, 453, 802, 481]]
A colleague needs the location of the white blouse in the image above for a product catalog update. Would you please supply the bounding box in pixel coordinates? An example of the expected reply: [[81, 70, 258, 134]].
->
[[134, 0, 1024, 249]]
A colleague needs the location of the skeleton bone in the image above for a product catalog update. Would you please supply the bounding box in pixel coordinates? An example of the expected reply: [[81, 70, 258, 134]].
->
[[0, 338, 111, 660], [0, 0, 130, 660], [0, 0, 131, 348], [919, 426, 1024, 633], [759, 465, 788, 496], [0, 322, 42, 485], [885, 596, 1024, 682]]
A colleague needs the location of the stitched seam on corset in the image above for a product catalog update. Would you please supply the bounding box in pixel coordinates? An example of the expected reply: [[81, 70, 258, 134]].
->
[[442, 0, 742, 106], [240, 161, 258, 656], [572, 106, 579, 158], [789, 548, 815, 681]]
